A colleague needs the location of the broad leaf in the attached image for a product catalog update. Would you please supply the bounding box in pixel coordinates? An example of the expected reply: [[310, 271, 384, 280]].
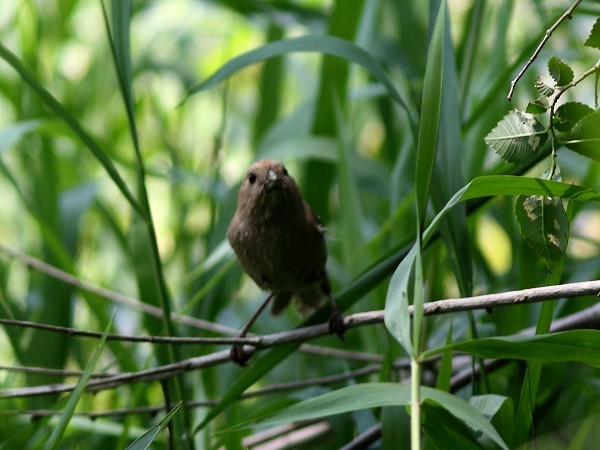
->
[[548, 56, 574, 87], [515, 194, 569, 263], [484, 110, 547, 163], [584, 17, 600, 49], [554, 101, 594, 132], [563, 110, 600, 160]]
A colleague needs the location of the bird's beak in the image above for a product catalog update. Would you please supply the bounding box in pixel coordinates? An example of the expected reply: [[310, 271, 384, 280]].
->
[[264, 169, 281, 190]]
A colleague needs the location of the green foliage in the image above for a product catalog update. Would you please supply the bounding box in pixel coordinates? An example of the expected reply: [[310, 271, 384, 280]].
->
[[564, 110, 600, 160], [0, 1, 599, 449], [125, 402, 181, 450], [584, 17, 600, 49], [247, 383, 508, 450], [515, 194, 569, 263], [548, 56, 574, 87], [485, 15, 600, 267], [484, 109, 547, 164]]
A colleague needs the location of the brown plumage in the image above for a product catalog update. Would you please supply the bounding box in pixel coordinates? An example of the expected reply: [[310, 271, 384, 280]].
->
[[228, 159, 330, 314], [227, 159, 344, 364]]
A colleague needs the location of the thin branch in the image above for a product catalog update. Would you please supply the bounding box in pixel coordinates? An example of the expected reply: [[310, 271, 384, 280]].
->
[[243, 421, 331, 450], [340, 424, 382, 450], [0, 364, 392, 418], [0, 364, 116, 379], [299, 344, 383, 363], [507, 0, 583, 100], [0, 242, 400, 364], [0, 318, 262, 346], [1, 279, 598, 399], [0, 242, 233, 335], [3, 279, 598, 349]]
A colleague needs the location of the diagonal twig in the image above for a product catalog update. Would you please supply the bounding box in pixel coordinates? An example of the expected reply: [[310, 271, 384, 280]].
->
[[1, 279, 598, 399], [507, 0, 583, 100]]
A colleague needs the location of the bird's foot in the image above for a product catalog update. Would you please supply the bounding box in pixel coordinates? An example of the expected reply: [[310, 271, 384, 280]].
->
[[230, 344, 251, 366], [328, 305, 346, 341]]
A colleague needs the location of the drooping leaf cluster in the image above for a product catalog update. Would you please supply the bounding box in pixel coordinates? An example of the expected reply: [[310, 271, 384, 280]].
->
[[485, 17, 600, 264]]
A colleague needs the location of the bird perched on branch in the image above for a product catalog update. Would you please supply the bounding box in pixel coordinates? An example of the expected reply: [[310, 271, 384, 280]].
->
[[227, 159, 345, 364]]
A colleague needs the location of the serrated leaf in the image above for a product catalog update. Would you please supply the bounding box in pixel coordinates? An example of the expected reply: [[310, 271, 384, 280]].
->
[[525, 97, 548, 114], [515, 194, 569, 263], [548, 56, 574, 87], [535, 76, 555, 97], [563, 110, 600, 160], [584, 17, 600, 49], [554, 102, 594, 132], [484, 110, 547, 164]]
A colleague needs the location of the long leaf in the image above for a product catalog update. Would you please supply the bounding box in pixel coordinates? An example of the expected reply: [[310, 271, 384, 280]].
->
[[125, 402, 182, 450], [422, 330, 600, 367], [248, 383, 508, 450], [182, 35, 413, 122], [513, 263, 564, 445], [102, 2, 190, 448], [43, 316, 113, 450], [0, 42, 142, 216]]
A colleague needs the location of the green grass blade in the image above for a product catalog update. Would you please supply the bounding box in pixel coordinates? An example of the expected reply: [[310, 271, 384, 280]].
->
[[422, 330, 600, 367], [436, 320, 454, 391], [334, 98, 365, 272], [513, 261, 564, 444], [182, 34, 413, 121], [101, 2, 191, 447], [43, 316, 113, 450], [431, 6, 473, 297], [0, 42, 142, 216], [245, 383, 508, 450], [252, 23, 284, 145], [414, 2, 445, 224], [385, 1, 446, 356], [125, 402, 182, 450]]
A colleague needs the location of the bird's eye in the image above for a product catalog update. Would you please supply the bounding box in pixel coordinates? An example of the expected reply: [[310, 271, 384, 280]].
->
[[283, 167, 288, 176], [248, 172, 257, 184]]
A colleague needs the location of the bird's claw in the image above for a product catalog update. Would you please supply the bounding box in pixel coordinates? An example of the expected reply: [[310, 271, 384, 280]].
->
[[328, 306, 346, 341], [230, 344, 251, 366]]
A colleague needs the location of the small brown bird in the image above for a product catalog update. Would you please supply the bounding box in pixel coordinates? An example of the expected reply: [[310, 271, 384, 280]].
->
[[228, 159, 345, 364]]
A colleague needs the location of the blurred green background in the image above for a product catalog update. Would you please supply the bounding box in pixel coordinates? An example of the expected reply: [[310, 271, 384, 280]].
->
[[0, 0, 599, 449]]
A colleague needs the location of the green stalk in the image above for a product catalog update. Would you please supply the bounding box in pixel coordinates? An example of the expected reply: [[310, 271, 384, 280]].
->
[[410, 359, 422, 450]]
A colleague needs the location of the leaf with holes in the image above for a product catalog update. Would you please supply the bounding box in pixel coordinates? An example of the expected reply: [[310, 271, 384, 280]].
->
[[535, 76, 555, 97], [484, 110, 547, 164], [514, 194, 569, 263], [554, 102, 594, 132], [548, 56, 574, 87], [584, 17, 600, 49], [563, 110, 600, 160]]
